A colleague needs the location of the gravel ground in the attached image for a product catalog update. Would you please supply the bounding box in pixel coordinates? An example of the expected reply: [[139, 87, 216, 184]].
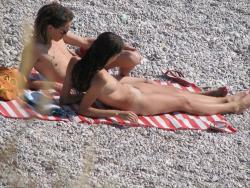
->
[[0, 0, 249, 187]]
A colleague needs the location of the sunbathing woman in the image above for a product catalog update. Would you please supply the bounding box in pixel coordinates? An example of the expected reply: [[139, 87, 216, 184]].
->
[[20, 2, 226, 98], [60, 32, 250, 123]]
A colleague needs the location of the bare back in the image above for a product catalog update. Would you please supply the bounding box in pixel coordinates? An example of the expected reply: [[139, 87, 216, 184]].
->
[[91, 70, 142, 111]]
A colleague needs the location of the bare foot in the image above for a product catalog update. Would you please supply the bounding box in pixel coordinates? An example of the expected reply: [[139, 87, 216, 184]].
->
[[202, 86, 228, 97], [227, 91, 249, 102], [235, 94, 250, 114]]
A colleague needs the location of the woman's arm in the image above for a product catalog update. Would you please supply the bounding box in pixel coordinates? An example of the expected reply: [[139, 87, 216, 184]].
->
[[60, 58, 83, 104], [19, 42, 38, 89], [20, 42, 62, 91], [82, 107, 138, 123], [28, 80, 62, 92], [63, 32, 95, 49], [80, 89, 138, 122], [82, 107, 120, 118], [78, 74, 106, 113], [78, 72, 138, 122], [64, 32, 138, 52]]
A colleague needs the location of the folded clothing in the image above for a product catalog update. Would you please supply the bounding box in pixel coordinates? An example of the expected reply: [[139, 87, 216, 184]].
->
[[23, 90, 66, 116], [0, 67, 26, 101]]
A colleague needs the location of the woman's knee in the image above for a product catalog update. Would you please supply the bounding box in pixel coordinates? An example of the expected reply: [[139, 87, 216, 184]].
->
[[122, 50, 142, 66], [131, 50, 142, 65]]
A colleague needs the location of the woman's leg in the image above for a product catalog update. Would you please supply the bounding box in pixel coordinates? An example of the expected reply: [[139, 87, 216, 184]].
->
[[130, 82, 228, 104], [105, 50, 141, 76], [119, 76, 158, 85], [136, 93, 250, 116], [120, 78, 229, 99]]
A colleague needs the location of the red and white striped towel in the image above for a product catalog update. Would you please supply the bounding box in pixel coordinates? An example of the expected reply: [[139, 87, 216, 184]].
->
[[0, 81, 236, 133]]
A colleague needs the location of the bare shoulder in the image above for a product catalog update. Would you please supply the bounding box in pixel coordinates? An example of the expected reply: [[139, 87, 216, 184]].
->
[[30, 43, 51, 71], [32, 42, 47, 56], [22, 40, 40, 59], [92, 69, 107, 86], [23, 42, 49, 66], [20, 40, 41, 74]]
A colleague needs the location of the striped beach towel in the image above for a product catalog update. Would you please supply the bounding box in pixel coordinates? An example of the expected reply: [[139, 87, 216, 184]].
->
[[0, 80, 236, 133]]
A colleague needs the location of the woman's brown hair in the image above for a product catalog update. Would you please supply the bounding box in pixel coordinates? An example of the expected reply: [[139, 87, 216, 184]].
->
[[34, 2, 74, 44], [71, 32, 124, 92]]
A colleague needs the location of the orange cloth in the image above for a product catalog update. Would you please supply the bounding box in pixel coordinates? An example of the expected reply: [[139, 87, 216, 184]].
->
[[0, 67, 26, 101]]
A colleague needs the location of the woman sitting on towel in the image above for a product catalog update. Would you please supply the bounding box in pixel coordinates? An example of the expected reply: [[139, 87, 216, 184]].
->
[[60, 32, 250, 123]]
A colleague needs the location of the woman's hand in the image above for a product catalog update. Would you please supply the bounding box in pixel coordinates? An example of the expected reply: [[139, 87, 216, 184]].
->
[[144, 78, 159, 85], [54, 82, 63, 92], [118, 111, 138, 123], [123, 43, 136, 51]]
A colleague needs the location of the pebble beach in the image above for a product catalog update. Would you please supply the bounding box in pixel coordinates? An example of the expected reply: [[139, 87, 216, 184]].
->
[[0, 0, 249, 187]]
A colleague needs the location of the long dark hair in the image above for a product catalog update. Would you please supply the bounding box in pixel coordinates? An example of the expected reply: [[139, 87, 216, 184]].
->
[[34, 2, 74, 44], [71, 32, 124, 92]]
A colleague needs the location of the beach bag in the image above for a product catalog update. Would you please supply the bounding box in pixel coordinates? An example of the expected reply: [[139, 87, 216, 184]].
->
[[0, 67, 26, 101]]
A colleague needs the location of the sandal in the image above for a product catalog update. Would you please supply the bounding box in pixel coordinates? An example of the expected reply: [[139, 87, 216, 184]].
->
[[202, 86, 229, 97], [208, 121, 236, 133], [163, 70, 194, 87]]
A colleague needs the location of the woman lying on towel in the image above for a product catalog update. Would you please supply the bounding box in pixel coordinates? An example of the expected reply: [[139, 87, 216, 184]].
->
[[60, 32, 250, 123]]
